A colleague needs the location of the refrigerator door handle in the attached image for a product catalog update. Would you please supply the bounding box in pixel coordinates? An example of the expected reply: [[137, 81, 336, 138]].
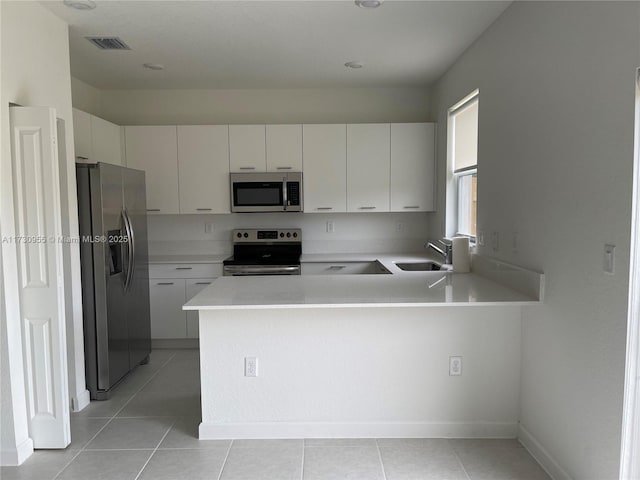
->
[[121, 209, 134, 291], [125, 209, 136, 291]]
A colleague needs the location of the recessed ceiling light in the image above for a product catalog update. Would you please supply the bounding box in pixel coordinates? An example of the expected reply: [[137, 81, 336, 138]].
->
[[355, 0, 383, 8], [63, 0, 96, 10], [143, 63, 164, 71], [344, 61, 364, 69]]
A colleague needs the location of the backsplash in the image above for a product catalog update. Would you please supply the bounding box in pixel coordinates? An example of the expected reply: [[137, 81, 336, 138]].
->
[[148, 212, 432, 256]]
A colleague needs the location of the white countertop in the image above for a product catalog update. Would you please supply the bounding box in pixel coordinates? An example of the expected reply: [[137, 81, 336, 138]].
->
[[148, 254, 229, 264]]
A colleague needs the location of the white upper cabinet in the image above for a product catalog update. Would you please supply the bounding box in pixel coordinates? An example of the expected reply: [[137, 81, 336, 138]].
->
[[346, 123, 391, 212], [73, 108, 92, 161], [91, 115, 122, 166], [266, 124, 303, 172], [124, 126, 180, 214], [390, 123, 436, 212], [229, 125, 266, 172], [178, 125, 230, 214], [302, 124, 347, 213]]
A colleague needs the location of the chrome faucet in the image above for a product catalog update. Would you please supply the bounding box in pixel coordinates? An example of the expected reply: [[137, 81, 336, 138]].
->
[[425, 239, 453, 264]]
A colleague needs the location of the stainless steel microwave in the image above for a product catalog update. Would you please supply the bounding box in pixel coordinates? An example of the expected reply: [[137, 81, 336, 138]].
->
[[230, 172, 303, 213]]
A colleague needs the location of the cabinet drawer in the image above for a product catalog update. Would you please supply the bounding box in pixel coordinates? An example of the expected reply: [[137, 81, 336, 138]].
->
[[149, 263, 223, 279]]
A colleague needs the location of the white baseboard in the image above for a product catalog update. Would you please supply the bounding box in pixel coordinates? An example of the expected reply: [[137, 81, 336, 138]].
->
[[518, 424, 572, 480], [199, 421, 519, 440], [0, 437, 34, 466], [71, 389, 91, 412]]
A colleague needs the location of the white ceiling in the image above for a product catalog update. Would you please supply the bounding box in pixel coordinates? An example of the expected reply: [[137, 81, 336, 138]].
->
[[43, 0, 511, 90]]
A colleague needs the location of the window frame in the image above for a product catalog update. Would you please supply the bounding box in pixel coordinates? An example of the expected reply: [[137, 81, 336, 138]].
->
[[446, 89, 479, 240]]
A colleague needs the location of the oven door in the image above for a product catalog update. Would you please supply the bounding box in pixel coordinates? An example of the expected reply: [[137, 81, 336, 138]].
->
[[223, 265, 301, 276], [231, 173, 286, 213]]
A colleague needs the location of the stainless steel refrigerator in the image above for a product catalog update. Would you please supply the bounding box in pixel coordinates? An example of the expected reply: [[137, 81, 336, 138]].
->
[[76, 163, 151, 400]]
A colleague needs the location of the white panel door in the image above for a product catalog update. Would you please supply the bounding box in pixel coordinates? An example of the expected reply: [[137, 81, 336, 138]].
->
[[185, 279, 216, 338], [91, 115, 122, 166], [229, 125, 266, 172], [124, 126, 179, 214], [302, 124, 347, 213], [9, 106, 70, 448], [149, 279, 187, 338], [266, 125, 303, 172], [346, 124, 390, 212], [178, 125, 230, 214], [390, 123, 436, 212], [72, 108, 92, 162]]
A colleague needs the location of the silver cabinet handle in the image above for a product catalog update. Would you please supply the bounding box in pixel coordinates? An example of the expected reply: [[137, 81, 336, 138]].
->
[[359, 206, 376, 210], [147, 208, 161, 212], [156, 282, 174, 285], [195, 282, 212, 285], [175, 267, 193, 270], [276, 166, 293, 170], [316, 207, 333, 211], [403, 206, 420, 209], [196, 208, 213, 211], [328, 265, 346, 270], [76, 156, 89, 160], [239, 167, 255, 170]]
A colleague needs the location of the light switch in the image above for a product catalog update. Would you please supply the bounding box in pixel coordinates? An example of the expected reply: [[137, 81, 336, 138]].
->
[[604, 244, 615, 275]]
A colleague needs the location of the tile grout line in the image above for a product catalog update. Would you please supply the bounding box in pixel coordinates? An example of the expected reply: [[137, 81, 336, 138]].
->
[[216, 439, 234, 480], [132, 418, 177, 480], [374, 438, 389, 480], [51, 352, 178, 480], [447, 439, 472, 480]]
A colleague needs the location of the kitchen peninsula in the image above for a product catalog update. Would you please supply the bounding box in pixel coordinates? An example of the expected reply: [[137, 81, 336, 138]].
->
[[184, 255, 543, 440]]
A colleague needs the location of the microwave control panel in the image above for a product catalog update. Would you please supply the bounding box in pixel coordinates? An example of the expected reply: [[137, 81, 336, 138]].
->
[[286, 182, 300, 206]]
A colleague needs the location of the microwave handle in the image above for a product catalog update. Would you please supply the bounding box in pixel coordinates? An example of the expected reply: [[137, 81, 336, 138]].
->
[[282, 177, 288, 211]]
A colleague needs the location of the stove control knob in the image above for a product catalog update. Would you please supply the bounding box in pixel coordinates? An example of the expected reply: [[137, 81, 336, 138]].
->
[[236, 232, 242, 238], [243, 233, 249, 238], [293, 232, 298, 238], [286, 232, 291, 238], [280, 232, 284, 238]]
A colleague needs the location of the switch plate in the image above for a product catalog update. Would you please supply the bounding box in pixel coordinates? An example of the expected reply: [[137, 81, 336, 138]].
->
[[449, 356, 462, 376], [326, 221, 334, 233], [244, 357, 258, 377], [604, 244, 615, 275], [396, 221, 404, 232]]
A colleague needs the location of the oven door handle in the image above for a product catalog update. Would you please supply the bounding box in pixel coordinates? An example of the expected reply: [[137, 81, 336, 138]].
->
[[224, 265, 300, 276]]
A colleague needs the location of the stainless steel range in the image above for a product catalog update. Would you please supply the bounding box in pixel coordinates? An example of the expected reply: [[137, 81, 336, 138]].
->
[[223, 228, 302, 276]]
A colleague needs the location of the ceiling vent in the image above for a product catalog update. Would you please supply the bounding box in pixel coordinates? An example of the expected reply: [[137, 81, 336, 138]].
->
[[86, 37, 131, 50]]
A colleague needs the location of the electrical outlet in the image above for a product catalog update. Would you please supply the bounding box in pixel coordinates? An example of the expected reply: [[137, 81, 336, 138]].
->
[[395, 221, 404, 232], [449, 356, 462, 376], [204, 222, 214, 234], [477, 231, 485, 246], [491, 232, 500, 252], [326, 221, 335, 233], [244, 357, 258, 377]]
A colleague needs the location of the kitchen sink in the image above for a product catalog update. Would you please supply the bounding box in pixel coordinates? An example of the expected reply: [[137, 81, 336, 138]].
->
[[395, 261, 442, 272]]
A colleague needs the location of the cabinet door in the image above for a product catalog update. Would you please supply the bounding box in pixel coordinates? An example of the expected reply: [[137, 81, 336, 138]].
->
[[346, 124, 390, 212], [149, 279, 186, 339], [302, 124, 347, 213], [390, 123, 435, 212], [229, 125, 266, 172], [178, 125, 230, 214], [124, 126, 179, 214], [185, 278, 216, 339], [266, 125, 302, 172], [91, 115, 122, 166], [72, 108, 92, 161]]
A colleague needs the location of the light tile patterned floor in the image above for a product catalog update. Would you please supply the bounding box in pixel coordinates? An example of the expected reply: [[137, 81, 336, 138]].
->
[[1, 349, 551, 480]]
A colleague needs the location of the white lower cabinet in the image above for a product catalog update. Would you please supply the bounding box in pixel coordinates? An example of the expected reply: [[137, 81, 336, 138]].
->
[[149, 263, 222, 339], [149, 279, 187, 339]]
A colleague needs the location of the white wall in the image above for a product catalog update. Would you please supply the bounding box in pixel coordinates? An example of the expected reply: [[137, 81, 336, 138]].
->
[[200, 306, 521, 439], [430, 2, 640, 478], [70, 77, 102, 117], [97, 87, 430, 125], [0, 1, 88, 463]]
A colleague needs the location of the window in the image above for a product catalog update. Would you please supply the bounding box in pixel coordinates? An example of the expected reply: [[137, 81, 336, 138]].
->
[[448, 90, 478, 238]]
